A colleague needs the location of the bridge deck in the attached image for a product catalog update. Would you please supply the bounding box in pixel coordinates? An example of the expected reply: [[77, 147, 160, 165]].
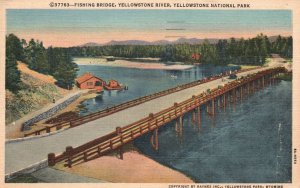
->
[[5, 66, 276, 175]]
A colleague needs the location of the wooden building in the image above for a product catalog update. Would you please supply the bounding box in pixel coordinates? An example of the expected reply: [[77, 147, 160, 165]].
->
[[76, 72, 106, 92], [104, 79, 123, 90]]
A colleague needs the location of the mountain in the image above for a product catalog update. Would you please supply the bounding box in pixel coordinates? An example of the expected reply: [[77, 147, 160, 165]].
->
[[77, 35, 289, 47], [78, 42, 102, 47], [105, 40, 150, 45], [78, 37, 227, 47]]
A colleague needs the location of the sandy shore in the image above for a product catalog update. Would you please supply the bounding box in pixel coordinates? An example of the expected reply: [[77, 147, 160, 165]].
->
[[74, 57, 194, 70], [54, 144, 194, 183]]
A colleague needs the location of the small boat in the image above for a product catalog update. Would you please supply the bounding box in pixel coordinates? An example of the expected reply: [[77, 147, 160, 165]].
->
[[106, 57, 116, 61], [171, 75, 177, 79]]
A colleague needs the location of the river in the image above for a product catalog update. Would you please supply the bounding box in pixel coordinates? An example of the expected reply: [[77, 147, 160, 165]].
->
[[76, 60, 291, 183]]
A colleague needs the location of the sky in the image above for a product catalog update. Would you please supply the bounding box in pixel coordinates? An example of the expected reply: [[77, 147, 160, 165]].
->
[[6, 9, 292, 47]]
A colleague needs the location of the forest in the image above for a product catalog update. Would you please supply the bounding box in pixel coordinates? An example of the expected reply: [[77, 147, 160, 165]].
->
[[6, 34, 78, 93], [69, 34, 292, 65], [6, 33, 292, 93]]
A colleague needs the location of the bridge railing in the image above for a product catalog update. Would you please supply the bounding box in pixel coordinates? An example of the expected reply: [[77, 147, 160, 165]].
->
[[48, 67, 285, 167], [25, 67, 260, 137]]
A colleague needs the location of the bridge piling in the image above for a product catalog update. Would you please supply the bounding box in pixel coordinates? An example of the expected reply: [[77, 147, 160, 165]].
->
[[197, 106, 201, 132], [212, 99, 215, 116], [192, 109, 196, 125], [240, 86, 243, 101], [223, 94, 226, 108], [150, 128, 159, 151], [175, 119, 179, 133], [179, 115, 183, 137], [116, 127, 123, 160]]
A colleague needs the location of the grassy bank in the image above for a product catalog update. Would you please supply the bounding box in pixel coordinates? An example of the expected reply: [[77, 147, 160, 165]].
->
[[227, 63, 260, 70], [5, 73, 63, 124]]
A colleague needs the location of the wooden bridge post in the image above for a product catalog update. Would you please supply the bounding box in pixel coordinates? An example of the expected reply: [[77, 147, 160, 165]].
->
[[150, 128, 159, 151], [240, 86, 243, 101], [262, 76, 265, 89], [223, 94, 226, 108], [197, 106, 201, 132], [173, 103, 179, 133], [192, 109, 196, 126], [48, 153, 56, 166], [247, 82, 250, 95], [233, 88, 236, 104], [175, 119, 179, 133], [155, 128, 159, 151], [66, 146, 73, 168], [192, 96, 196, 125], [179, 115, 183, 137], [206, 102, 209, 113], [46, 126, 51, 133], [116, 127, 123, 160], [211, 98, 215, 116]]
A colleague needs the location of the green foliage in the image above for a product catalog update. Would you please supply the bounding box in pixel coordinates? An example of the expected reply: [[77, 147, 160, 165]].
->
[[6, 34, 78, 90], [5, 54, 21, 93], [24, 39, 50, 74], [6, 73, 62, 124], [69, 34, 293, 66], [5, 34, 23, 93], [52, 49, 78, 89], [6, 34, 25, 61]]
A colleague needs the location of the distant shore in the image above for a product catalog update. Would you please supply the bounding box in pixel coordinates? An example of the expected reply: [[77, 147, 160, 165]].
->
[[73, 57, 194, 70]]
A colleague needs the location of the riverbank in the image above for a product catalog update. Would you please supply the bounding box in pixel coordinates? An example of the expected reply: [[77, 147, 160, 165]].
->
[[228, 64, 260, 70], [23, 92, 98, 135], [74, 57, 194, 70], [54, 143, 194, 183], [5, 62, 97, 139]]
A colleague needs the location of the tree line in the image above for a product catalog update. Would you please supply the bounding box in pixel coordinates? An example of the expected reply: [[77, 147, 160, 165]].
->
[[6, 34, 78, 93], [69, 34, 292, 65], [6, 33, 292, 93]]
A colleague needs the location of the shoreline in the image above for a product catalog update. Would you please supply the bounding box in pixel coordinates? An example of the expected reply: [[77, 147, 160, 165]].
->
[[74, 57, 194, 70], [54, 143, 195, 183], [6, 90, 97, 139]]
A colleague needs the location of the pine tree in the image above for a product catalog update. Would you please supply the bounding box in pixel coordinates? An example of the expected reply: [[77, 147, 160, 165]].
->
[[6, 34, 23, 93]]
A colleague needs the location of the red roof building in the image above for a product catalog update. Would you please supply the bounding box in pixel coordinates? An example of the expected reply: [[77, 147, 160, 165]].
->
[[104, 79, 123, 90], [76, 72, 106, 92], [192, 53, 201, 60]]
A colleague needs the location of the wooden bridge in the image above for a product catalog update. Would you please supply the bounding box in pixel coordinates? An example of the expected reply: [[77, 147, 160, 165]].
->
[[24, 67, 259, 137], [47, 67, 285, 168]]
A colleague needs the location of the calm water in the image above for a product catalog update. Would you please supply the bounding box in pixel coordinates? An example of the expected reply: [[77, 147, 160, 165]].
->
[[77, 62, 291, 183], [134, 80, 292, 183], [77, 64, 237, 114]]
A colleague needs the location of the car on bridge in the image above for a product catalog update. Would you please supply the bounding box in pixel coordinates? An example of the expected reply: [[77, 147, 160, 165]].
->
[[228, 74, 237, 79]]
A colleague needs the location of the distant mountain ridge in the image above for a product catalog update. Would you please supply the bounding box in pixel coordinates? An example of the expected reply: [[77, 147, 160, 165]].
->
[[78, 35, 286, 47], [78, 37, 221, 47]]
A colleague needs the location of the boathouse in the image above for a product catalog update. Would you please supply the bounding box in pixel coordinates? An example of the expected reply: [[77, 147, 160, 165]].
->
[[76, 72, 106, 92], [104, 79, 123, 90]]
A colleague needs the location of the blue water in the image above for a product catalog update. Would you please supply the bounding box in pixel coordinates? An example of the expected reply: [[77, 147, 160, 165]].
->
[[77, 63, 291, 183], [134, 80, 292, 183], [77, 64, 237, 115]]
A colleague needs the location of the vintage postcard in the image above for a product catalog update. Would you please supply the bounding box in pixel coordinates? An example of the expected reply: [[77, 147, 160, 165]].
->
[[0, 0, 299, 187]]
